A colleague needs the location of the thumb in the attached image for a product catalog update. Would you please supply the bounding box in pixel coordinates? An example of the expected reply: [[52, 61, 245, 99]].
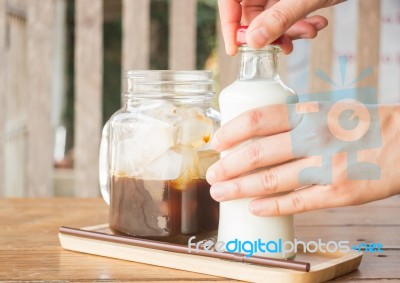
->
[[246, 0, 325, 48]]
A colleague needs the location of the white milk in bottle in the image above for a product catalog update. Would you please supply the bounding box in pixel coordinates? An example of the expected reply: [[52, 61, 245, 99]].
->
[[217, 26, 297, 259]]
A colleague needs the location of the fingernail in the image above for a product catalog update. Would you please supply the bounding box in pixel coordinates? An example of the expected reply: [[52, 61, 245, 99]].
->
[[247, 28, 269, 47], [249, 201, 263, 215], [206, 169, 217, 185], [210, 184, 224, 201], [299, 33, 311, 39], [315, 22, 327, 31]]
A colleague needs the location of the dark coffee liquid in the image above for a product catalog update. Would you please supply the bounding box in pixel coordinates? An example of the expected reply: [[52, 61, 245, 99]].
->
[[109, 176, 219, 244]]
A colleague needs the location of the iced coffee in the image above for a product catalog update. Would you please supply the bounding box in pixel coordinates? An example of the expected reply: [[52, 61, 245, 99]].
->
[[108, 103, 220, 244]]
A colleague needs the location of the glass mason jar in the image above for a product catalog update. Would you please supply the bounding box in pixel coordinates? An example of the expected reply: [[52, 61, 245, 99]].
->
[[99, 70, 220, 244], [217, 27, 298, 259]]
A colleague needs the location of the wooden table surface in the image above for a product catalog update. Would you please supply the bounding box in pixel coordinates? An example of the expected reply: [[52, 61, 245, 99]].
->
[[0, 197, 399, 282]]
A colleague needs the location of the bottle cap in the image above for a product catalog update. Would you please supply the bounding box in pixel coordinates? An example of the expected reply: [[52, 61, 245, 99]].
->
[[236, 25, 283, 46]]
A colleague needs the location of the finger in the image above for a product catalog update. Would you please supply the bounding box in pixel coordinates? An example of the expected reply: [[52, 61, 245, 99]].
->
[[246, 0, 325, 48], [285, 16, 327, 40], [279, 34, 293, 54], [249, 184, 338, 216], [206, 132, 294, 184], [212, 104, 296, 151], [264, 0, 279, 9], [210, 157, 321, 201], [241, 0, 268, 25], [278, 16, 328, 54], [218, 0, 243, 55], [303, 15, 328, 31]]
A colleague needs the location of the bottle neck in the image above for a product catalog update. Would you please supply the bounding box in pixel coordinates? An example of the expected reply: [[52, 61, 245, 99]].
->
[[238, 45, 280, 81]]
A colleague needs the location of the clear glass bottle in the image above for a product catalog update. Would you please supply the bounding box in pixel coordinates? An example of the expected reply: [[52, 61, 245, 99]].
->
[[217, 27, 297, 259], [99, 71, 220, 244]]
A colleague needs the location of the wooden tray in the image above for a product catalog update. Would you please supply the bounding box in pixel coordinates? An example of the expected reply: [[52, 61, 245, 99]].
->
[[59, 224, 362, 283]]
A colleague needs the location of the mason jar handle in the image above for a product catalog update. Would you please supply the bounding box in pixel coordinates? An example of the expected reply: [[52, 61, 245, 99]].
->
[[99, 121, 110, 205]]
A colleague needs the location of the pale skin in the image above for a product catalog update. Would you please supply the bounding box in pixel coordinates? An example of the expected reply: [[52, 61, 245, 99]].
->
[[219, 0, 345, 55], [207, 0, 400, 216]]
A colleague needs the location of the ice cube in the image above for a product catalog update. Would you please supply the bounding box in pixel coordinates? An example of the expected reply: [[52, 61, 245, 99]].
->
[[141, 148, 184, 180], [114, 116, 175, 176], [176, 107, 213, 148], [139, 101, 180, 126], [139, 101, 181, 145], [171, 148, 199, 190], [197, 150, 220, 179]]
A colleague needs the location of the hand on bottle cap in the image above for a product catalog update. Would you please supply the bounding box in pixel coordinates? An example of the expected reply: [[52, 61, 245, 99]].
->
[[236, 26, 283, 46], [217, 0, 330, 56]]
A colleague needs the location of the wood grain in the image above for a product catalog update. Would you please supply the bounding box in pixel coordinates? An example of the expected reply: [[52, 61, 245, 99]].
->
[[122, 0, 150, 71], [332, 250, 400, 281], [296, 225, 400, 249], [59, 229, 362, 283], [0, 0, 6, 197], [0, 199, 227, 281], [2, 1, 29, 197], [26, 0, 55, 196], [296, 206, 400, 226], [4, 11, 28, 197], [169, 0, 196, 70], [356, 0, 380, 92], [309, 7, 334, 93], [216, 13, 239, 93], [74, 0, 103, 197], [0, 198, 399, 281]]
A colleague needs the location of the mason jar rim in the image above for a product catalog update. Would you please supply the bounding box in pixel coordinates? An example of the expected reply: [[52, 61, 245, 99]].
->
[[124, 70, 213, 81], [123, 70, 215, 100]]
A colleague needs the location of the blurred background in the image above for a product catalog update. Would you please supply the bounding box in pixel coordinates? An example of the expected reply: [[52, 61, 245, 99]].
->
[[0, 0, 399, 198]]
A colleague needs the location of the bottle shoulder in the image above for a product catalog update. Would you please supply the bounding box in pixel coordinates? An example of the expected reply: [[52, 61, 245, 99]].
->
[[218, 80, 298, 123], [219, 80, 297, 103]]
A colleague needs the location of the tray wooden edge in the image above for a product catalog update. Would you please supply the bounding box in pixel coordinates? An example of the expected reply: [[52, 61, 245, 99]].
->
[[58, 225, 363, 283]]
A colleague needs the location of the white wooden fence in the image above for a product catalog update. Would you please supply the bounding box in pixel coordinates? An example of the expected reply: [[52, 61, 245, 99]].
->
[[0, 0, 382, 197]]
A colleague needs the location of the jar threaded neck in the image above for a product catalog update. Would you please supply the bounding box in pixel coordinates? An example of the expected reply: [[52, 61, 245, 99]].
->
[[124, 70, 214, 100]]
